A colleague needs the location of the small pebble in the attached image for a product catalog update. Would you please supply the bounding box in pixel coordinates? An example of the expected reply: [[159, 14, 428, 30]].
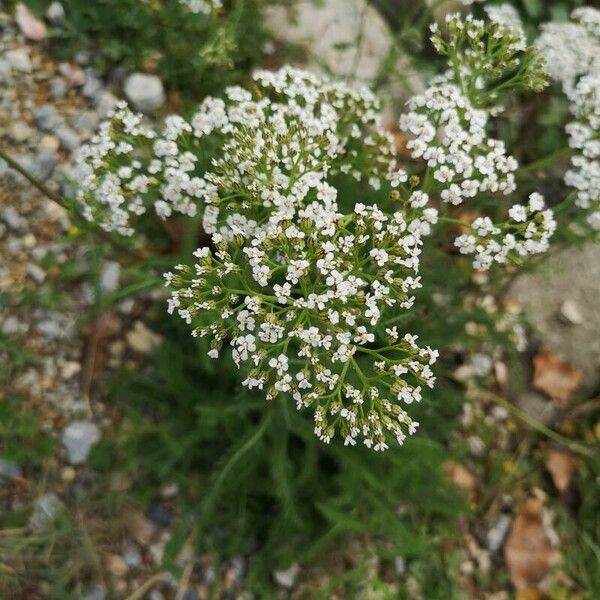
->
[[34, 104, 59, 131], [62, 420, 101, 465], [273, 563, 300, 589], [559, 299, 583, 326], [123, 544, 142, 568], [126, 321, 163, 355], [105, 553, 128, 577], [49, 76, 68, 99], [0, 458, 22, 480], [124, 72, 165, 112], [100, 261, 121, 294], [55, 125, 80, 151], [5, 48, 32, 72], [147, 503, 172, 527], [46, 2, 66, 24]]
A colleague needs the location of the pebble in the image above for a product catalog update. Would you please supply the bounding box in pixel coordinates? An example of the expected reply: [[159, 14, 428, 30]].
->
[[123, 544, 142, 568], [1, 206, 26, 230], [55, 125, 80, 151], [273, 563, 300, 589], [147, 503, 172, 527], [126, 321, 163, 355], [485, 513, 512, 554], [83, 586, 107, 600], [15, 2, 47, 41], [46, 2, 66, 24], [2, 315, 27, 335], [124, 72, 165, 112], [49, 76, 68, 99], [0, 458, 22, 480], [29, 493, 63, 532], [10, 121, 34, 142], [34, 104, 59, 131], [26, 263, 47, 283], [559, 299, 583, 326], [27, 149, 57, 181], [0, 58, 10, 80], [72, 110, 99, 135], [105, 553, 128, 577], [94, 90, 118, 118], [181, 591, 199, 600], [82, 72, 102, 99], [5, 48, 32, 72], [59, 362, 80, 380], [100, 261, 121, 294], [61, 420, 101, 465]]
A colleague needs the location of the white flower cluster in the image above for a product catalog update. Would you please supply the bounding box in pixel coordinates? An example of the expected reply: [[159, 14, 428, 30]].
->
[[430, 13, 547, 103], [73, 103, 203, 236], [454, 193, 556, 270], [167, 202, 439, 451], [74, 67, 397, 237], [536, 7, 600, 96], [399, 83, 518, 205], [537, 8, 600, 230], [179, 0, 222, 14], [483, 3, 526, 50]]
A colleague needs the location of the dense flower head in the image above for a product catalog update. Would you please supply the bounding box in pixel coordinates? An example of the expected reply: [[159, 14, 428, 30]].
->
[[564, 75, 600, 229], [399, 83, 518, 205], [454, 193, 556, 270], [536, 7, 600, 96], [430, 12, 548, 106], [537, 7, 600, 229], [73, 11, 557, 450], [166, 201, 438, 450], [73, 67, 398, 237]]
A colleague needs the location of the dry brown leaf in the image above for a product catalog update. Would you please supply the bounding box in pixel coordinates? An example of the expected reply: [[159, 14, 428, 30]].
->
[[504, 497, 560, 590], [15, 3, 47, 41], [443, 461, 478, 501], [532, 352, 583, 403], [546, 449, 576, 495], [516, 590, 545, 600]]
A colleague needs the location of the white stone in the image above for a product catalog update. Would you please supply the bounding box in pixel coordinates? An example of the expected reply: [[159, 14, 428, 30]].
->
[[62, 421, 101, 465], [46, 2, 66, 24], [559, 299, 583, 326], [126, 321, 163, 355], [273, 563, 300, 589], [124, 73, 165, 112]]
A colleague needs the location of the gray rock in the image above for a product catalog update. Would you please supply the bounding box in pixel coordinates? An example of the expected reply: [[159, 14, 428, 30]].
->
[[124, 73, 165, 112], [49, 76, 68, 100], [10, 121, 34, 142], [29, 493, 63, 532], [83, 585, 107, 600], [82, 73, 102, 99], [123, 544, 142, 567], [37, 312, 75, 339], [2, 315, 27, 335], [100, 261, 120, 294], [46, 2, 66, 24], [75, 50, 92, 66], [26, 263, 47, 284], [485, 513, 511, 554], [72, 110, 100, 135], [26, 149, 57, 181], [1, 206, 25, 230], [94, 90, 118, 118], [0, 59, 10, 81], [558, 299, 584, 326], [55, 125, 80, 151], [510, 244, 600, 392], [273, 563, 300, 589], [5, 48, 32, 72], [34, 104, 59, 131], [0, 459, 22, 480], [62, 421, 101, 465]]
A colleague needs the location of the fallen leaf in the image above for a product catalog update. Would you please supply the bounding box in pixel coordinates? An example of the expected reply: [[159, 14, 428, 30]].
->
[[546, 449, 576, 495], [443, 461, 478, 501], [532, 352, 583, 403], [516, 590, 545, 600], [504, 497, 561, 590], [15, 3, 47, 41]]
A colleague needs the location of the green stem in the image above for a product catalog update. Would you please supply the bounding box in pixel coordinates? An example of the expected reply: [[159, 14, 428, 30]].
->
[[479, 389, 596, 457]]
